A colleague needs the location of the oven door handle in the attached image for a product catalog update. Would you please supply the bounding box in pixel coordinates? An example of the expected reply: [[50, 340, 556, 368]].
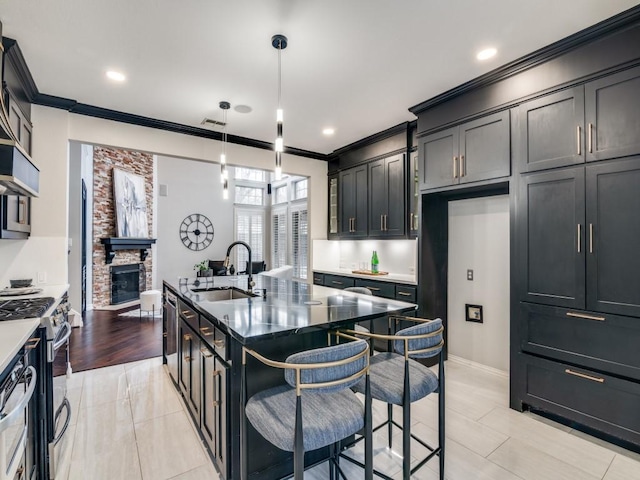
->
[[0, 366, 37, 434], [53, 397, 71, 445], [53, 322, 73, 352]]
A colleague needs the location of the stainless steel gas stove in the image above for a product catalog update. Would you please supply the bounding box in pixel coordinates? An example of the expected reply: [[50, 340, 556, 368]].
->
[[0, 289, 72, 479]]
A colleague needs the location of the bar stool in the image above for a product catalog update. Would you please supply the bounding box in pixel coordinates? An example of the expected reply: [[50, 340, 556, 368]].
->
[[344, 316, 445, 480], [240, 334, 373, 480]]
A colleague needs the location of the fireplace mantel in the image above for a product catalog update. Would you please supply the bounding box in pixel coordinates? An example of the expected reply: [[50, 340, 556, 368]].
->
[[101, 237, 157, 264]]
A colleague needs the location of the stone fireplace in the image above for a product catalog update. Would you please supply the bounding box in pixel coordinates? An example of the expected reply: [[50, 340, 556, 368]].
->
[[92, 146, 154, 308]]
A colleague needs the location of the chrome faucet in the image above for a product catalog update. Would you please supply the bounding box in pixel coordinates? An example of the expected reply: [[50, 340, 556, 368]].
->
[[223, 241, 255, 291]]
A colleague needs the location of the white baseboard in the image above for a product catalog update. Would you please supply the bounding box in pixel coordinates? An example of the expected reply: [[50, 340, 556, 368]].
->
[[447, 354, 509, 378]]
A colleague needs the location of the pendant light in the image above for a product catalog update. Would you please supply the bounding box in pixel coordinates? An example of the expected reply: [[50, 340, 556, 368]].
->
[[219, 101, 230, 199], [272, 34, 287, 180]]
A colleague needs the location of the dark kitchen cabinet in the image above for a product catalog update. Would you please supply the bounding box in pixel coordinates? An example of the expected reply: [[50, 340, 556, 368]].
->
[[163, 289, 178, 384], [354, 278, 395, 299], [201, 345, 229, 478], [585, 158, 640, 317], [516, 86, 585, 173], [419, 110, 510, 190], [517, 167, 586, 309], [339, 165, 367, 237], [368, 154, 405, 237], [179, 319, 200, 420], [518, 158, 640, 317], [6, 90, 33, 156], [516, 66, 640, 173], [585, 66, 640, 162]]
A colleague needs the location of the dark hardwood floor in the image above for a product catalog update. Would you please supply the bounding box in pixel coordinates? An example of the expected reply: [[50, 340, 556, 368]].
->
[[53, 307, 162, 375]]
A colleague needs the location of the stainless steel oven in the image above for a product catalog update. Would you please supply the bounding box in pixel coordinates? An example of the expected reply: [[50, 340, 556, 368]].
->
[[45, 297, 71, 480], [0, 358, 37, 480]]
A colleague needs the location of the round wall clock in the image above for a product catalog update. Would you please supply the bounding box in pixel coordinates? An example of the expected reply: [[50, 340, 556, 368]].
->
[[179, 214, 214, 251]]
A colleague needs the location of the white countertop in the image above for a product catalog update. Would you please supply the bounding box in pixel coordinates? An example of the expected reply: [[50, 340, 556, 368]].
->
[[0, 319, 40, 374], [313, 268, 417, 285], [0, 283, 69, 301]]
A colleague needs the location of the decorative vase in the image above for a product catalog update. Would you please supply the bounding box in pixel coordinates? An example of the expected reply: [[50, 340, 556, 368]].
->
[[197, 269, 212, 277]]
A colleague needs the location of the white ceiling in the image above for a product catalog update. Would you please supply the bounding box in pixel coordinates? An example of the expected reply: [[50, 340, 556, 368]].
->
[[1, 0, 637, 155]]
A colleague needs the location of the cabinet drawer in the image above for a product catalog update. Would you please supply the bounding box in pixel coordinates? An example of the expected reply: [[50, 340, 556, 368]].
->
[[521, 353, 640, 446], [395, 285, 417, 303], [312, 272, 325, 286], [178, 299, 199, 331], [520, 302, 640, 381], [355, 279, 395, 299], [324, 275, 354, 289], [199, 318, 228, 360]]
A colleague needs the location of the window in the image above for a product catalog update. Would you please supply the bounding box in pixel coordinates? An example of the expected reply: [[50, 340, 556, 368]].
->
[[234, 167, 267, 182], [235, 186, 264, 206], [291, 206, 308, 279], [271, 207, 287, 269], [294, 179, 308, 200], [234, 208, 264, 271], [274, 185, 288, 204]]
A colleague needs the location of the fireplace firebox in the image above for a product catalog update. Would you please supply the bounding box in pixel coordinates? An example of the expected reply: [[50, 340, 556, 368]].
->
[[111, 264, 141, 304]]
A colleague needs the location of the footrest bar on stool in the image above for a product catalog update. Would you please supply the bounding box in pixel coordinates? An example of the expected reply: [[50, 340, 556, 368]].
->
[[338, 452, 394, 480], [410, 447, 442, 475]]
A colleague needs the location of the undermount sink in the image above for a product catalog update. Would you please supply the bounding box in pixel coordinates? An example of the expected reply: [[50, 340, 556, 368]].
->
[[191, 286, 257, 301]]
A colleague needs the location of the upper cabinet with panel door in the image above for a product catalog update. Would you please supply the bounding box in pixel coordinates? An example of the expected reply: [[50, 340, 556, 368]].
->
[[517, 66, 640, 173], [419, 110, 510, 190], [339, 164, 368, 238], [368, 153, 405, 237]]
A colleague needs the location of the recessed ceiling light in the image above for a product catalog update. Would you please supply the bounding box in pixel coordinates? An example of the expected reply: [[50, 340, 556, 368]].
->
[[106, 70, 126, 82], [322, 128, 335, 136], [476, 48, 497, 61], [234, 105, 252, 114]]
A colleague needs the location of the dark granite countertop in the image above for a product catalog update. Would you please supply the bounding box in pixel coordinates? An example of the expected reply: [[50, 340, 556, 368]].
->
[[164, 275, 417, 344]]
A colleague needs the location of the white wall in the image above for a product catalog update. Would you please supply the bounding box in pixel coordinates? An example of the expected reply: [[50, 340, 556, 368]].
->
[[156, 155, 235, 282], [67, 141, 82, 310], [447, 195, 510, 373], [0, 106, 327, 290]]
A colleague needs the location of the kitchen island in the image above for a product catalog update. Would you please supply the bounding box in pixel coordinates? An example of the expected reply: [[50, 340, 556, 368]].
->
[[162, 275, 417, 480]]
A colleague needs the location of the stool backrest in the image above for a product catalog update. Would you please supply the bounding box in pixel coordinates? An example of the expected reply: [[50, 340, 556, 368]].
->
[[284, 340, 368, 392], [394, 318, 444, 359]]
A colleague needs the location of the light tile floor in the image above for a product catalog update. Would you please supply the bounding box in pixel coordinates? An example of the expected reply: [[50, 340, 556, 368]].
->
[[58, 357, 640, 479]]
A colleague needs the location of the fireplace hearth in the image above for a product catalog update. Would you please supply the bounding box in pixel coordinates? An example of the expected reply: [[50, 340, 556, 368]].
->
[[111, 264, 141, 304]]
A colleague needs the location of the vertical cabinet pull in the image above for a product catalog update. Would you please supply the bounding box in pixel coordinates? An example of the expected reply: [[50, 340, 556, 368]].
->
[[18, 198, 27, 224], [588, 123, 593, 153], [589, 223, 594, 254], [410, 213, 414, 231], [453, 156, 458, 178], [460, 154, 465, 177], [576, 125, 581, 155], [577, 224, 581, 253], [380, 215, 384, 231]]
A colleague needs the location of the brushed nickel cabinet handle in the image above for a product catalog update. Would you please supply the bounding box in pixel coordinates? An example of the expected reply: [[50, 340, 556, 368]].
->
[[200, 327, 213, 337], [182, 311, 196, 319], [213, 339, 225, 348], [566, 312, 605, 322], [25, 337, 41, 350], [410, 213, 414, 230], [453, 156, 458, 178], [213, 369, 221, 377], [380, 215, 384, 231], [565, 369, 604, 383], [577, 224, 581, 253], [576, 125, 581, 155], [397, 291, 412, 297], [460, 154, 465, 177], [414, 214, 418, 230], [212, 400, 221, 407], [589, 223, 594, 254], [364, 286, 380, 291], [183, 334, 191, 341], [332, 280, 343, 285], [200, 348, 213, 358], [184, 356, 192, 362], [588, 123, 593, 153]]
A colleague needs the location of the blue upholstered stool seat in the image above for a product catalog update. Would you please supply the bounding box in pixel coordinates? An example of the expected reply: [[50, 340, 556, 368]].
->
[[352, 352, 438, 405], [246, 384, 365, 452]]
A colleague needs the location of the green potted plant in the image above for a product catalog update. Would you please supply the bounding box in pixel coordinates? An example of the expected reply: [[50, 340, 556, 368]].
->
[[194, 260, 212, 277]]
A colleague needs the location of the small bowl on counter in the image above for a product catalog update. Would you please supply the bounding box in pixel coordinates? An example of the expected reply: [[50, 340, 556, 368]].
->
[[9, 279, 33, 288]]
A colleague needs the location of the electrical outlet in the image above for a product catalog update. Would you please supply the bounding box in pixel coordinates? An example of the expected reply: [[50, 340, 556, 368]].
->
[[37, 271, 47, 284], [467, 269, 474, 281]]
